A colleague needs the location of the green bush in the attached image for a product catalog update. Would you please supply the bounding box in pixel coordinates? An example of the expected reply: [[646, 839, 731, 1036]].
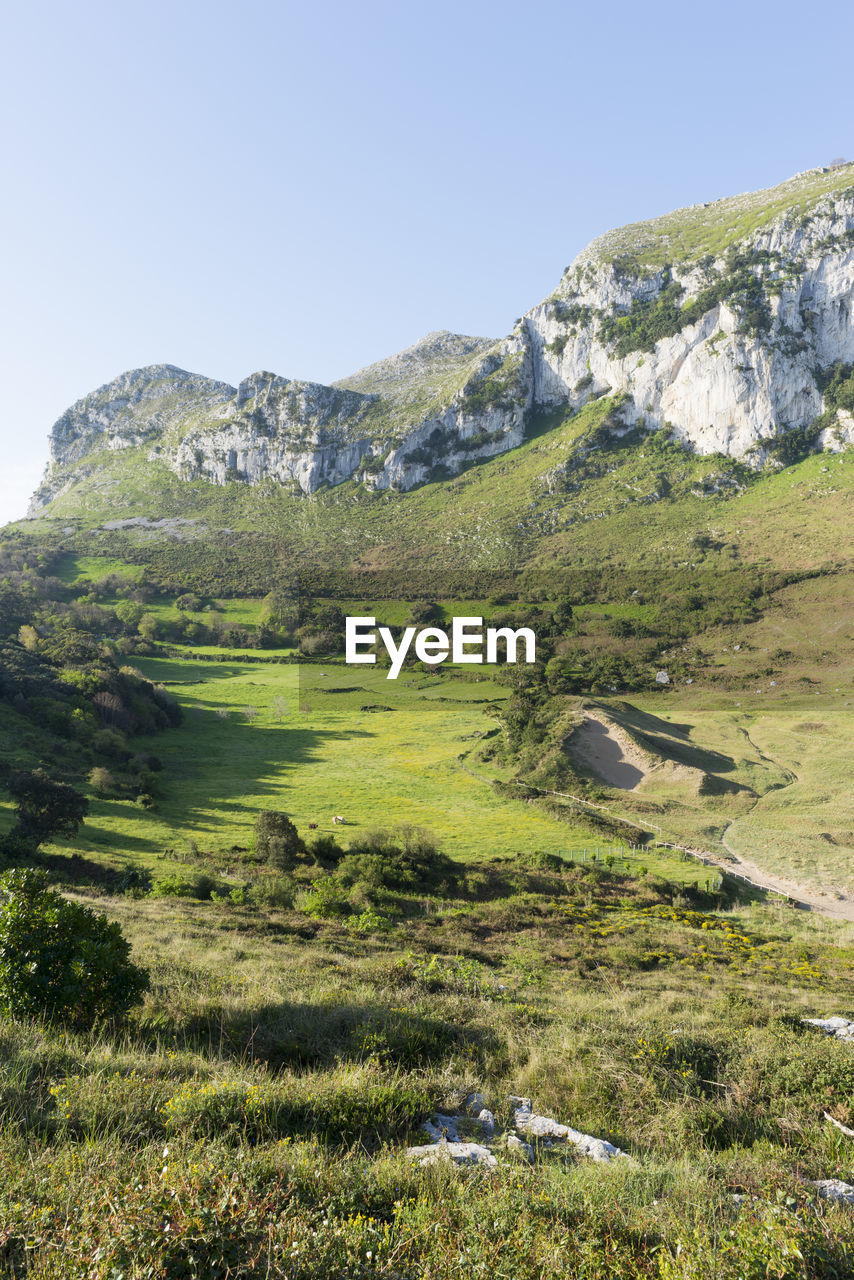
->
[[150, 873, 222, 900], [0, 868, 149, 1027], [254, 810, 305, 870], [249, 875, 296, 909], [339, 825, 458, 892], [297, 876, 351, 919]]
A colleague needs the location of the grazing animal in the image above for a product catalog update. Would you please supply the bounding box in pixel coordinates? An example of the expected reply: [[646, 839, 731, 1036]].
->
[[308, 822, 318, 830], [332, 815, 345, 824]]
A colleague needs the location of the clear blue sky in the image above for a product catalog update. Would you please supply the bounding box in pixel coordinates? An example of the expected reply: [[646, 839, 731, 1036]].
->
[[1, 0, 851, 524]]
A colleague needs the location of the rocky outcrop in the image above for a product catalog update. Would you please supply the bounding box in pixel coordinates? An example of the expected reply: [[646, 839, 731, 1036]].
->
[[30, 336, 532, 508], [30, 166, 854, 511], [527, 182, 854, 457], [405, 1093, 629, 1168]]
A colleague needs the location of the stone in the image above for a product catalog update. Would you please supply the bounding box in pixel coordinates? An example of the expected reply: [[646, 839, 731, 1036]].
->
[[814, 1179, 854, 1205], [510, 1096, 628, 1162], [506, 1134, 534, 1162], [803, 1016, 854, 1041], [406, 1140, 497, 1168]]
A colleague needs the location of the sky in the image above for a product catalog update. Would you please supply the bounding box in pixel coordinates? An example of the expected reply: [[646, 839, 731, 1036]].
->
[[1, 0, 852, 525]]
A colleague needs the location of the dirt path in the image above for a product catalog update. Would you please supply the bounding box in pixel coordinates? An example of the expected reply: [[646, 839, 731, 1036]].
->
[[683, 838, 854, 922]]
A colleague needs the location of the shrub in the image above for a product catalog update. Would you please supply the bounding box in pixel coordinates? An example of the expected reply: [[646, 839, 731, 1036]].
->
[[296, 876, 351, 919], [339, 825, 458, 892], [254, 811, 305, 870], [150, 873, 222, 900], [307, 834, 344, 867], [249, 875, 296, 909], [0, 868, 149, 1027]]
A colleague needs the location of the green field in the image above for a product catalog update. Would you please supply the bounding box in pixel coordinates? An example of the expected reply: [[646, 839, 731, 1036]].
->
[[48, 653, 709, 887]]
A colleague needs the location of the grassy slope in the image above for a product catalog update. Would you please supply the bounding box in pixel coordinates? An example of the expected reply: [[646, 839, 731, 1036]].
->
[[579, 161, 854, 268], [42, 654, 706, 884], [19, 399, 854, 573]]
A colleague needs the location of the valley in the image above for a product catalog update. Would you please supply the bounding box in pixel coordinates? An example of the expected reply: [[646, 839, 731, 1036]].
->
[[3, 164, 854, 1276]]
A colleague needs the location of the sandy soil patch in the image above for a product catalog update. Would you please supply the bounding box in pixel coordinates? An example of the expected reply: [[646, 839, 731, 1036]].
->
[[571, 715, 650, 789]]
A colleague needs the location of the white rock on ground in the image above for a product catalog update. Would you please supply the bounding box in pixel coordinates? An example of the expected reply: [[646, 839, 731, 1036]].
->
[[813, 1179, 854, 1205], [506, 1134, 535, 1162], [408, 1096, 629, 1168], [803, 1016, 854, 1041], [510, 1097, 629, 1162], [407, 1139, 497, 1168]]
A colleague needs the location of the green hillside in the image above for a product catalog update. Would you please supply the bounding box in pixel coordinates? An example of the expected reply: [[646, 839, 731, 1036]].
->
[[577, 161, 854, 270], [16, 397, 854, 581]]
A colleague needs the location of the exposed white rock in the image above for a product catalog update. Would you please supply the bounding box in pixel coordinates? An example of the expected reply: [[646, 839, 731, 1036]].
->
[[506, 1133, 534, 1162], [813, 1179, 854, 1205], [407, 1139, 497, 1168], [528, 187, 854, 459], [803, 1016, 854, 1041], [407, 1096, 627, 1170], [29, 168, 854, 511], [510, 1096, 628, 1162]]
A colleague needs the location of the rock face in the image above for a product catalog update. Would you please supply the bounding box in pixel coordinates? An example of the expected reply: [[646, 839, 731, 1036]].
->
[[526, 174, 854, 458], [30, 165, 854, 511]]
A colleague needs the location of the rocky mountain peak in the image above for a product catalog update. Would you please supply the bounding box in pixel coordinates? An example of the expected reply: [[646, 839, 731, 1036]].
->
[[29, 166, 854, 513]]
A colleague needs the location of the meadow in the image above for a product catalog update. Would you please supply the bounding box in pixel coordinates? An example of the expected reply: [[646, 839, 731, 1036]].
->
[[3, 550, 854, 1275]]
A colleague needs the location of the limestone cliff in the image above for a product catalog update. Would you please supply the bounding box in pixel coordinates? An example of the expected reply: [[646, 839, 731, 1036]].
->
[[30, 164, 854, 512]]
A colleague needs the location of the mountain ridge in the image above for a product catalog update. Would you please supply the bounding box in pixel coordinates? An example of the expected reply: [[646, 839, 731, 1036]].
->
[[28, 164, 854, 515]]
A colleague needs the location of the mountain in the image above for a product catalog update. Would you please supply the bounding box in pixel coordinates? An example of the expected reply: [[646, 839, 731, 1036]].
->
[[20, 164, 854, 570]]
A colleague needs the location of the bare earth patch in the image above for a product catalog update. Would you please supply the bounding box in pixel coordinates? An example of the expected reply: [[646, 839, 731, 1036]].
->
[[571, 715, 649, 789]]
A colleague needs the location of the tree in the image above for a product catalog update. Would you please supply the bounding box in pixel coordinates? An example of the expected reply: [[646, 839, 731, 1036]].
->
[[0, 868, 149, 1026], [115, 600, 144, 630], [175, 594, 202, 612], [88, 767, 116, 795], [137, 613, 160, 641], [254, 811, 304, 870], [3, 769, 88, 852]]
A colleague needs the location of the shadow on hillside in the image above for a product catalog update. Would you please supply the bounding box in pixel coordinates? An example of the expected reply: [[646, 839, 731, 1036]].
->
[[73, 718, 377, 857], [600, 700, 737, 774]]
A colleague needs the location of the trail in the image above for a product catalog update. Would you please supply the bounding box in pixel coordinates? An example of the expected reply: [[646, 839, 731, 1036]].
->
[[685, 838, 854, 922]]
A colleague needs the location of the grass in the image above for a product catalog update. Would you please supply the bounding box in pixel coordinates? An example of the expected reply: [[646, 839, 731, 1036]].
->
[[4, 629, 854, 1273], [46, 653, 673, 875], [579, 162, 854, 269], [3, 871, 854, 1276], [19, 399, 854, 582]]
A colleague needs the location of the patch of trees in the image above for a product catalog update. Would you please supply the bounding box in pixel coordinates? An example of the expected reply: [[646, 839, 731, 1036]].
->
[[0, 770, 88, 857]]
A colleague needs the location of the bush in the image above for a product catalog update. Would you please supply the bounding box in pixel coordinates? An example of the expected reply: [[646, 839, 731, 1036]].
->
[[0, 868, 149, 1027], [150, 873, 221, 900], [339, 825, 458, 892], [307, 834, 345, 867], [296, 876, 351, 919], [254, 810, 305, 870], [249, 875, 296, 909]]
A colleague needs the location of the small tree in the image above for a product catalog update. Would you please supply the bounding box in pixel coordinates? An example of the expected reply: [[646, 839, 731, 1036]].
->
[[255, 811, 304, 870], [3, 770, 88, 853], [0, 869, 149, 1026], [88, 767, 116, 795]]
